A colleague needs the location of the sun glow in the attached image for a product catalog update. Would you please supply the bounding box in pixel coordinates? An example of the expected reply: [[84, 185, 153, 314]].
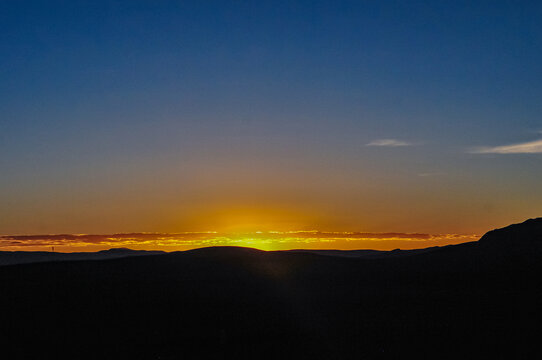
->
[[0, 231, 479, 252]]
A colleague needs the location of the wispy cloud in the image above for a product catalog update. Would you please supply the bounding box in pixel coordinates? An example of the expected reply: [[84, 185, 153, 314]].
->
[[471, 139, 542, 154], [366, 139, 412, 147], [0, 232, 480, 251]]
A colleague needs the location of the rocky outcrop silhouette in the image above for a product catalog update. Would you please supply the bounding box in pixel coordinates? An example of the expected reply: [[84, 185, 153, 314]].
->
[[478, 217, 542, 253]]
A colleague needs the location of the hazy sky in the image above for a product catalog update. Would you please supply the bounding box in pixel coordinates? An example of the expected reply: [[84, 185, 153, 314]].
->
[[1, 0, 542, 237]]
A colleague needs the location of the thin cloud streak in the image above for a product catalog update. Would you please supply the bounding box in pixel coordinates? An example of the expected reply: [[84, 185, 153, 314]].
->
[[366, 139, 412, 147], [0, 232, 480, 252], [471, 139, 542, 154]]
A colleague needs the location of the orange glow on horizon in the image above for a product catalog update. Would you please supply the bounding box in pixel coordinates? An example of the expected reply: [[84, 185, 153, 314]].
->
[[0, 230, 480, 253]]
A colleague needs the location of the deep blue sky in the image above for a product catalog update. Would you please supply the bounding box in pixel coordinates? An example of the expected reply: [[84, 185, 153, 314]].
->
[[1, 0, 542, 235]]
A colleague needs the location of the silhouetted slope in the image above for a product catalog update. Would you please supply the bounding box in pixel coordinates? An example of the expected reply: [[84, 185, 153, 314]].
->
[[287, 247, 439, 258], [478, 217, 542, 253], [0, 248, 164, 266], [1, 219, 541, 359]]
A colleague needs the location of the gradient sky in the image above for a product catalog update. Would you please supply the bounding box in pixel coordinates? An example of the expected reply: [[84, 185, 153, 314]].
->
[[1, 1, 542, 245]]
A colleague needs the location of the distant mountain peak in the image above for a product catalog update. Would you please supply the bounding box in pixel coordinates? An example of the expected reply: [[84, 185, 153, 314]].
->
[[478, 218, 542, 252], [184, 246, 264, 256], [98, 247, 135, 253]]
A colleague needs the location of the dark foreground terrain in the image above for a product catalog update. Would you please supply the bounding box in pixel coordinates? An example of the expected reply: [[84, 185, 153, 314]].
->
[[1, 219, 542, 359]]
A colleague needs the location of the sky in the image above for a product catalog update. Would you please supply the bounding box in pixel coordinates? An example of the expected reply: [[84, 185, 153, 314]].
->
[[1, 1, 542, 250]]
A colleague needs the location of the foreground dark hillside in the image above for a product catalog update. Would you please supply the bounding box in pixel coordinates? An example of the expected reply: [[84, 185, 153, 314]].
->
[[1, 219, 542, 359]]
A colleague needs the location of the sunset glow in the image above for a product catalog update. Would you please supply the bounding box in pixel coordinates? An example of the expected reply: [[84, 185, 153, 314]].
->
[[1, 3, 541, 359], [0, 231, 479, 252], [1, 1, 541, 252]]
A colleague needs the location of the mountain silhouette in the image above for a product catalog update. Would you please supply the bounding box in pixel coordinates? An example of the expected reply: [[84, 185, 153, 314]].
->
[[0, 248, 164, 266], [1, 219, 541, 359], [478, 217, 542, 253]]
